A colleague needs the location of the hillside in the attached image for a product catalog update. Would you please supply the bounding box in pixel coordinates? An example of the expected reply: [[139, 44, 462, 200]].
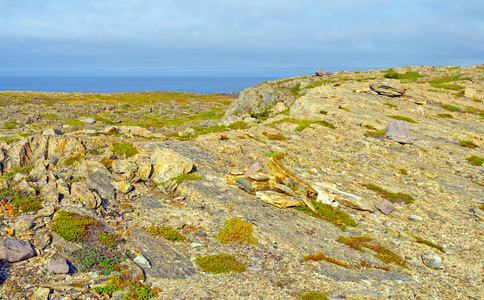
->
[[0, 65, 483, 299]]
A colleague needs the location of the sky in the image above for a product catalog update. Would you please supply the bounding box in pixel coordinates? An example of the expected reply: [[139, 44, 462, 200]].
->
[[0, 0, 483, 77]]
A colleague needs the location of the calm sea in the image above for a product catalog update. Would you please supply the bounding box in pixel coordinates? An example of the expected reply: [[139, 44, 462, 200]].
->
[[0, 77, 277, 94]]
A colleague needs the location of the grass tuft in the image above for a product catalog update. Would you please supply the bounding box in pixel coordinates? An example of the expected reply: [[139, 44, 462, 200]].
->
[[146, 226, 186, 242], [295, 199, 357, 231], [337, 236, 406, 267], [386, 115, 418, 123], [216, 218, 258, 245], [459, 140, 478, 148], [196, 254, 246, 274], [110, 142, 138, 157], [50, 210, 100, 242], [466, 155, 484, 166], [412, 234, 444, 252], [365, 183, 415, 204]]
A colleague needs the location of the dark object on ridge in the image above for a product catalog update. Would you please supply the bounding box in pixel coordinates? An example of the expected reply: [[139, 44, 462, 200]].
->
[[315, 70, 332, 78], [384, 120, 417, 144]]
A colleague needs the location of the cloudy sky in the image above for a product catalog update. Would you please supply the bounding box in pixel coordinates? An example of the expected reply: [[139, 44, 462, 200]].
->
[[0, 0, 483, 77]]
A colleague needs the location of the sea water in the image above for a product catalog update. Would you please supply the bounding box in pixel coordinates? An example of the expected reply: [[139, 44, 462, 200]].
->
[[0, 77, 277, 94]]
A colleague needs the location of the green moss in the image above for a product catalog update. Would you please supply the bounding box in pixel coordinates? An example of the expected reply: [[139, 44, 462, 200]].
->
[[264, 132, 286, 141], [64, 154, 84, 166], [304, 80, 331, 90], [466, 155, 484, 166], [110, 142, 138, 157], [412, 234, 444, 253], [364, 129, 386, 138], [386, 115, 418, 123], [227, 121, 249, 130], [298, 292, 329, 300], [160, 173, 202, 185], [365, 183, 415, 204], [146, 226, 186, 242], [442, 104, 463, 112], [216, 218, 258, 245], [459, 140, 478, 148], [431, 83, 465, 90], [0, 189, 43, 213], [383, 70, 424, 81], [196, 254, 246, 274], [384, 102, 398, 108], [295, 199, 357, 231], [64, 119, 86, 126], [337, 236, 406, 267], [4, 120, 18, 129], [436, 113, 455, 119], [40, 113, 58, 119], [398, 168, 408, 175], [429, 74, 470, 84], [89, 149, 103, 155], [304, 252, 352, 269], [262, 152, 286, 159], [0, 137, 20, 144], [250, 108, 270, 120], [50, 211, 100, 242]]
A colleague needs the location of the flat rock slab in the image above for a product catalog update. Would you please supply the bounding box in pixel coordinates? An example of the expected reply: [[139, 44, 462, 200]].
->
[[0, 239, 35, 263], [384, 120, 417, 144], [47, 259, 70, 274], [379, 200, 396, 215]]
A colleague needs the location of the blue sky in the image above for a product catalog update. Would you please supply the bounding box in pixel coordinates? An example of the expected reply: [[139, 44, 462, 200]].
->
[[0, 0, 483, 77]]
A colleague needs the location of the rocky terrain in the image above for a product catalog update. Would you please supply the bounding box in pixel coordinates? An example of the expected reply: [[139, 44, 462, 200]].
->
[[0, 65, 483, 300]]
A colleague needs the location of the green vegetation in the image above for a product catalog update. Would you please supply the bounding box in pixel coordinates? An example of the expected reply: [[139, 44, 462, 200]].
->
[[458, 140, 478, 148], [304, 80, 331, 90], [386, 115, 418, 123], [50, 211, 100, 242], [298, 292, 329, 300], [250, 108, 270, 120], [159, 173, 202, 186], [227, 121, 249, 130], [89, 149, 103, 155], [364, 129, 386, 138], [146, 226, 186, 242], [290, 83, 302, 96], [196, 254, 246, 274], [216, 217, 258, 245], [64, 118, 86, 126], [71, 245, 126, 275], [1, 164, 34, 181], [269, 117, 336, 131], [412, 234, 444, 252], [431, 84, 465, 90], [40, 113, 58, 119], [263, 152, 286, 159], [436, 113, 455, 119], [466, 155, 484, 166], [398, 169, 408, 175], [97, 231, 122, 248], [0, 189, 42, 213], [110, 142, 138, 157], [0, 137, 20, 144], [4, 120, 18, 130], [92, 276, 159, 300], [304, 252, 390, 271], [64, 154, 84, 166], [295, 199, 357, 231], [383, 69, 424, 81], [338, 106, 351, 112], [455, 90, 465, 97], [365, 183, 415, 204], [337, 236, 406, 267], [442, 104, 463, 112], [263, 132, 286, 141], [429, 74, 471, 85], [384, 102, 398, 108]]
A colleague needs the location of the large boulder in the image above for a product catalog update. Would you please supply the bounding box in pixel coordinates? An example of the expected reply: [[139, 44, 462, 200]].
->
[[384, 120, 417, 144], [0, 239, 35, 263], [150, 148, 196, 184], [370, 82, 405, 97]]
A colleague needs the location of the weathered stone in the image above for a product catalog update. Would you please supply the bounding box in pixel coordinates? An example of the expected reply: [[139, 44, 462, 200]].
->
[[409, 215, 423, 221], [47, 259, 70, 274], [378, 200, 396, 215], [42, 128, 62, 136], [255, 191, 303, 208], [247, 171, 271, 182], [79, 117, 96, 124], [0, 239, 36, 262], [113, 180, 134, 194], [421, 252, 445, 270], [56, 178, 70, 197], [464, 87, 477, 98], [18, 179, 36, 195], [14, 217, 34, 233], [235, 177, 253, 194], [137, 161, 153, 180], [133, 254, 152, 269], [384, 120, 417, 144], [30, 287, 50, 300], [313, 182, 376, 212], [112, 159, 138, 174], [274, 183, 297, 197], [34, 234, 52, 250], [370, 82, 406, 97], [35, 206, 55, 218], [70, 181, 101, 209], [41, 181, 59, 203], [244, 162, 264, 177], [315, 70, 332, 78], [151, 148, 195, 183]]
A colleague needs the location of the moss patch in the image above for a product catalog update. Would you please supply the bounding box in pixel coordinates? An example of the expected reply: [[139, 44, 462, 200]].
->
[[110, 142, 138, 157], [263, 152, 286, 159], [0, 189, 42, 213], [459, 140, 478, 148], [216, 218, 258, 245], [64, 154, 84, 166], [146, 226, 186, 242], [365, 183, 415, 204], [298, 292, 329, 300], [337, 236, 406, 267], [196, 254, 246, 274], [50, 210, 100, 242], [364, 129, 386, 138], [412, 234, 444, 252], [295, 199, 357, 231], [92, 276, 159, 300], [466, 155, 484, 166], [386, 115, 418, 123]]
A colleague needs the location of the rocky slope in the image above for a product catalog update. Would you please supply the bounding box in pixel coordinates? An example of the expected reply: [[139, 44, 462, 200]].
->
[[0, 65, 483, 299]]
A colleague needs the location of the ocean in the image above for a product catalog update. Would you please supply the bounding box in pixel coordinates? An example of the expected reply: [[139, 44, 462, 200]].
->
[[0, 76, 277, 94]]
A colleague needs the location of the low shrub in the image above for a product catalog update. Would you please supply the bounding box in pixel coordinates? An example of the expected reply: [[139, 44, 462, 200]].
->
[[146, 226, 186, 242], [0, 189, 42, 213], [459, 140, 478, 148], [364, 129, 386, 138], [442, 104, 463, 112], [71, 245, 126, 275], [64, 154, 84, 166], [50, 210, 100, 242], [92, 276, 159, 300], [196, 254, 246, 274], [298, 292, 329, 300], [436, 113, 455, 119], [111, 142, 138, 157], [216, 218, 258, 245], [97, 231, 122, 248]]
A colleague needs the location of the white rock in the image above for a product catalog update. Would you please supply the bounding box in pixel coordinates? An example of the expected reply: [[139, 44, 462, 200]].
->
[[133, 254, 152, 269]]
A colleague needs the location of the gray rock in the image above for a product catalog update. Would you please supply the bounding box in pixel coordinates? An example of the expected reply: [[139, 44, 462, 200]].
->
[[47, 259, 70, 274], [370, 82, 406, 97], [409, 215, 423, 221], [378, 200, 396, 215], [14, 217, 34, 233], [133, 254, 152, 269], [384, 120, 417, 144], [315, 70, 332, 78], [41, 181, 59, 203], [35, 206, 55, 218], [421, 252, 445, 270], [79, 117, 96, 124], [42, 128, 63, 136], [0, 239, 36, 262], [235, 177, 253, 194]]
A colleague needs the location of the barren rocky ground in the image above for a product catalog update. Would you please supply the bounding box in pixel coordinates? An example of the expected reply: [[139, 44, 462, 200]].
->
[[0, 65, 483, 299]]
